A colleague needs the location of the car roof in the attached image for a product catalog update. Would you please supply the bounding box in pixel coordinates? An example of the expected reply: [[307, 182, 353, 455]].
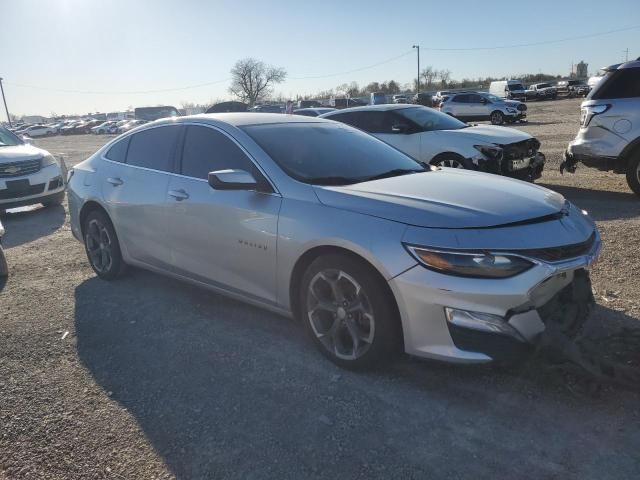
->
[[321, 104, 420, 114], [147, 112, 331, 128], [604, 59, 640, 71]]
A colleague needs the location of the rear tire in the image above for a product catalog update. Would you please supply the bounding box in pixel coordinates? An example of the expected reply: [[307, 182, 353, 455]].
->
[[490, 111, 504, 125], [626, 153, 640, 197], [83, 209, 127, 280], [299, 254, 401, 370]]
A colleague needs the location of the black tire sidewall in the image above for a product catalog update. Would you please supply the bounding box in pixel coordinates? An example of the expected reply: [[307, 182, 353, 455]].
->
[[299, 254, 401, 370], [626, 154, 640, 197], [83, 210, 126, 280]]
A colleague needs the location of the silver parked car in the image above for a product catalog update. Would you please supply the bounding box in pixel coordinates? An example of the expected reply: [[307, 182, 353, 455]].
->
[[68, 114, 600, 369], [564, 58, 640, 197]]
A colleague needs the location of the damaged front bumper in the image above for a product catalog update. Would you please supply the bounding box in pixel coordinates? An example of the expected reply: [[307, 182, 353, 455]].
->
[[474, 151, 545, 181], [390, 225, 601, 364]]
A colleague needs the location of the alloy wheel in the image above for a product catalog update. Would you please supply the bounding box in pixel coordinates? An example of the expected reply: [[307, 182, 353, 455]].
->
[[85, 219, 113, 274], [306, 269, 375, 360], [435, 158, 464, 168]]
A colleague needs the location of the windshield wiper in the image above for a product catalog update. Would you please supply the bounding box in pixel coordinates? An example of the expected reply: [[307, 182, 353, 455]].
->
[[307, 176, 360, 186], [362, 168, 424, 182]]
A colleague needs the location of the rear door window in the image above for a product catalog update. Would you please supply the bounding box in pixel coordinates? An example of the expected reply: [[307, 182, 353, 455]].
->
[[452, 94, 469, 103], [125, 125, 181, 172]]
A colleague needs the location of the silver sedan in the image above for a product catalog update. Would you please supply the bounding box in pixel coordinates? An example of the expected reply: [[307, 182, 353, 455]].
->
[[68, 114, 600, 369]]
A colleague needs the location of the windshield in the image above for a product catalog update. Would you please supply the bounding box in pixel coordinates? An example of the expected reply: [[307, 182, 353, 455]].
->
[[398, 106, 467, 131], [243, 122, 424, 185], [507, 83, 524, 91], [537, 83, 552, 88], [0, 127, 24, 146]]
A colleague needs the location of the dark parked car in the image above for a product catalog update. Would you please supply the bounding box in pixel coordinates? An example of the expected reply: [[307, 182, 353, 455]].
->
[[557, 80, 590, 98]]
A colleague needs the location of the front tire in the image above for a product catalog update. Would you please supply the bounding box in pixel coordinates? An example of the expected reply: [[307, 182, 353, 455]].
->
[[626, 153, 640, 197], [83, 210, 127, 280], [299, 254, 401, 370], [430, 153, 471, 169], [490, 111, 504, 125]]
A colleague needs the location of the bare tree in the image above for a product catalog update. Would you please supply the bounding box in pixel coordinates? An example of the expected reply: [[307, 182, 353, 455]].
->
[[229, 58, 286, 106], [438, 69, 452, 86], [421, 66, 438, 88]]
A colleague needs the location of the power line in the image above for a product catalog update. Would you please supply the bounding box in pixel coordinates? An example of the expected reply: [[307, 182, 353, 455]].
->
[[5, 78, 231, 95], [419, 24, 640, 51], [288, 51, 414, 79], [4, 24, 638, 95]]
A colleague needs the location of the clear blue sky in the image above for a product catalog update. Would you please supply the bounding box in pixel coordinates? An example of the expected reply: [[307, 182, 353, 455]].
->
[[1, 0, 639, 117]]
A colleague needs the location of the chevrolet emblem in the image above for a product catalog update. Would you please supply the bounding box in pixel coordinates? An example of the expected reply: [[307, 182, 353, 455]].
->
[[2, 166, 21, 174]]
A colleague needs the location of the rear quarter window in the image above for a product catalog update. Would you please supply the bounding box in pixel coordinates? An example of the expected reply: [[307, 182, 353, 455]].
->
[[105, 137, 130, 163], [590, 68, 640, 99]]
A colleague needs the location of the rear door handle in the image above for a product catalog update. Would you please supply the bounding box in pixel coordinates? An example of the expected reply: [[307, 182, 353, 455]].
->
[[168, 189, 190, 201], [107, 177, 123, 186]]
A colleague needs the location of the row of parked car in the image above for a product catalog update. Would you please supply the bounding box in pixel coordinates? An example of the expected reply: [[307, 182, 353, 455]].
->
[[7, 119, 148, 139]]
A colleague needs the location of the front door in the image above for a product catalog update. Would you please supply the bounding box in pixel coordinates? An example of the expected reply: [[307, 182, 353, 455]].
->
[[166, 124, 281, 303]]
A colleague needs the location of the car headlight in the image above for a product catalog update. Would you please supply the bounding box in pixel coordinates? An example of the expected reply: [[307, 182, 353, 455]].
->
[[580, 104, 611, 127], [405, 245, 534, 278], [41, 154, 59, 167], [473, 144, 503, 160]]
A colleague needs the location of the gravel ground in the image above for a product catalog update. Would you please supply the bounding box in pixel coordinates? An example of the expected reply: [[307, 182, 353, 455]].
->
[[1, 99, 639, 479]]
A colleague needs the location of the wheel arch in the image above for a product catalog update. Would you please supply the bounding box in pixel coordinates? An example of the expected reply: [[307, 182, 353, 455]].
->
[[618, 136, 640, 166], [289, 245, 403, 344], [78, 200, 110, 238]]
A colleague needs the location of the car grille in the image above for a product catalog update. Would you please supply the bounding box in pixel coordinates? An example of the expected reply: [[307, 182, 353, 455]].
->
[[515, 232, 596, 262], [501, 139, 540, 161], [0, 182, 46, 200], [0, 159, 42, 178]]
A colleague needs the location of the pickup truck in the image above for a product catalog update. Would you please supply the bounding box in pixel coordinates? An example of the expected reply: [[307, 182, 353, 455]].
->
[[525, 83, 558, 101], [556, 80, 590, 98]]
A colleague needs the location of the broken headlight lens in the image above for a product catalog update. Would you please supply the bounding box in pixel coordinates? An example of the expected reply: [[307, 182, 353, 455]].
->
[[473, 144, 503, 160], [406, 246, 534, 278]]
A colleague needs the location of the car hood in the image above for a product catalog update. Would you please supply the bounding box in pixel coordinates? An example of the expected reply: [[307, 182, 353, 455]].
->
[[441, 124, 531, 144], [0, 144, 47, 163], [313, 169, 566, 229]]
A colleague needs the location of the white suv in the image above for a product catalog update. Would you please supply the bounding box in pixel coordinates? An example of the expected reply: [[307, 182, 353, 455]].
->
[[0, 127, 67, 211], [321, 105, 544, 181], [440, 92, 527, 125]]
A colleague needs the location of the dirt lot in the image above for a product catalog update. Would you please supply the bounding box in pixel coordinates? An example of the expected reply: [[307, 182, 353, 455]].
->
[[1, 99, 640, 479]]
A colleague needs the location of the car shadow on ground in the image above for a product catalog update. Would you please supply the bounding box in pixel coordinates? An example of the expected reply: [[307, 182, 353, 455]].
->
[[74, 269, 640, 479], [0, 204, 66, 248], [538, 183, 640, 221]]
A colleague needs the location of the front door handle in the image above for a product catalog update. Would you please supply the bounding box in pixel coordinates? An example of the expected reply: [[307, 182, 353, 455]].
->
[[168, 189, 190, 201], [107, 177, 123, 186]]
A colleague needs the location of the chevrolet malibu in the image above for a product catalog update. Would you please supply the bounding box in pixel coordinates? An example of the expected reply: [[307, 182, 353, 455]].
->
[[68, 114, 600, 369]]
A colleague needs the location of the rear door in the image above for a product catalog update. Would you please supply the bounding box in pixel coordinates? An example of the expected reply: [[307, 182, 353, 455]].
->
[[448, 94, 471, 117], [101, 125, 181, 270], [166, 124, 281, 302], [466, 94, 489, 119]]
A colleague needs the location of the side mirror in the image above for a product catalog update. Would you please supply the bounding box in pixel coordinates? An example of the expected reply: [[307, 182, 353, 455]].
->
[[391, 123, 410, 134], [22, 136, 33, 145], [208, 169, 258, 191], [481, 98, 488, 104]]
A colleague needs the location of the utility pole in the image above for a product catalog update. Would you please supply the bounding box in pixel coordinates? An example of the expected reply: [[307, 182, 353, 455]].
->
[[624, 48, 629, 62], [0, 77, 12, 128], [412, 45, 420, 95]]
